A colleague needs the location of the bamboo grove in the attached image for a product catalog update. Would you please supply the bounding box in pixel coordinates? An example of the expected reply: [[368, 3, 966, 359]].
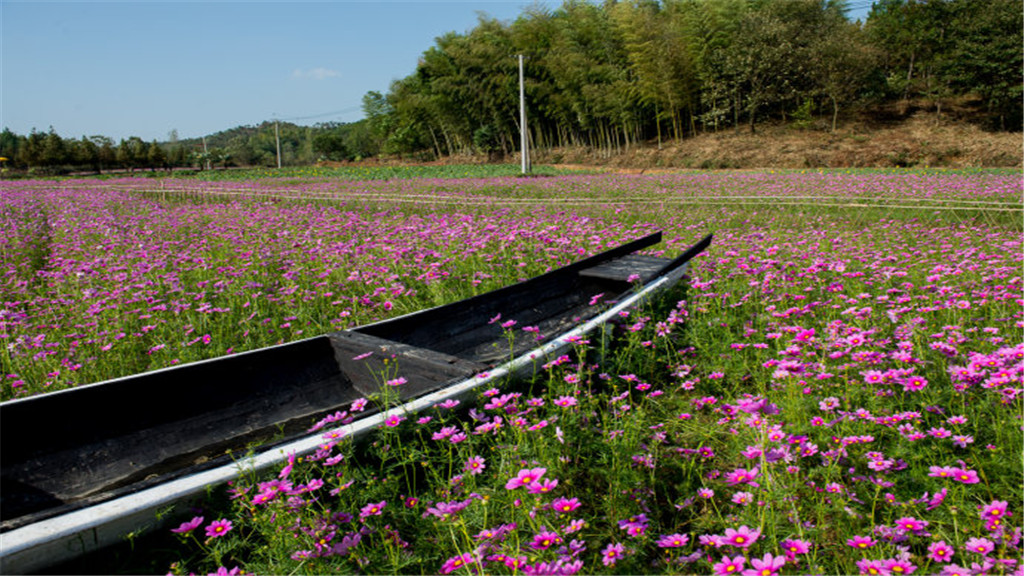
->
[[364, 0, 1022, 158]]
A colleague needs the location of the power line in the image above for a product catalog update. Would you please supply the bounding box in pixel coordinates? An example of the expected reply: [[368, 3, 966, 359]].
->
[[274, 106, 363, 123]]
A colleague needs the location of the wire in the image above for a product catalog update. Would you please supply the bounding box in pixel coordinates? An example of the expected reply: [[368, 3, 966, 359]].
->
[[274, 106, 363, 122]]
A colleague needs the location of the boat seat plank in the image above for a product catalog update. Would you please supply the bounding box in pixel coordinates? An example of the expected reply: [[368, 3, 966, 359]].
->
[[578, 254, 670, 284], [328, 331, 487, 400]]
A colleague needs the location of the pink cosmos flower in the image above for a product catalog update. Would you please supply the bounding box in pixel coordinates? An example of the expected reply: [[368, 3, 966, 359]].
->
[[553, 395, 578, 408], [928, 465, 957, 478], [847, 535, 876, 549], [170, 515, 204, 534], [463, 455, 486, 475], [742, 553, 785, 576], [780, 538, 811, 559], [601, 542, 625, 566], [527, 478, 559, 494], [439, 552, 476, 575], [205, 519, 233, 538], [724, 467, 760, 487], [504, 467, 546, 490], [656, 533, 689, 548], [384, 414, 405, 427], [883, 559, 916, 575], [551, 497, 581, 514], [965, 537, 994, 555], [721, 525, 760, 548], [856, 559, 889, 576], [901, 375, 928, 391], [712, 555, 746, 576], [385, 376, 407, 387], [894, 516, 928, 534], [732, 491, 753, 506], [928, 541, 955, 563], [529, 530, 562, 550], [359, 500, 386, 519], [952, 467, 980, 484], [980, 500, 1009, 521]]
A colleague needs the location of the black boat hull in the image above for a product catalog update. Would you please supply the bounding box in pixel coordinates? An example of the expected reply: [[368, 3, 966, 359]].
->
[[0, 231, 711, 573]]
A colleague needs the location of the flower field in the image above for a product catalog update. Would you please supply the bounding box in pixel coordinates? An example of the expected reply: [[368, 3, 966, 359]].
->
[[1, 169, 1021, 575]]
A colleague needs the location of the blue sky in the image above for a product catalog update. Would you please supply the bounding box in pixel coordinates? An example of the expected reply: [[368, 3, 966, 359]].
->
[[1, 1, 533, 141], [2, 1, 872, 142]]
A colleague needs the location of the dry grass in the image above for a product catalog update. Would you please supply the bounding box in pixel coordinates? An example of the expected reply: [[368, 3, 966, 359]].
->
[[534, 113, 1022, 170]]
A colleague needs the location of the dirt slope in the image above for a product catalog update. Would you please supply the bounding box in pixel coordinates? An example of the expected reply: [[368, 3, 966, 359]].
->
[[533, 114, 1022, 170]]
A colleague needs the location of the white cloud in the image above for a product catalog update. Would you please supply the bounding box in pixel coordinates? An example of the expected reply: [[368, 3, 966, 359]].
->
[[292, 67, 340, 80]]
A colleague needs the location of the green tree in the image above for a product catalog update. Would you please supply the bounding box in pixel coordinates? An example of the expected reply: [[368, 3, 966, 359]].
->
[[312, 129, 348, 161], [0, 128, 23, 168], [810, 7, 878, 131], [42, 128, 67, 168], [19, 130, 45, 168], [74, 136, 100, 172], [93, 136, 117, 171], [148, 140, 167, 170], [939, 0, 1023, 130]]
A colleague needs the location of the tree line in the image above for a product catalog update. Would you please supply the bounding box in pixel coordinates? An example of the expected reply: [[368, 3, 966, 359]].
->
[[0, 120, 377, 175], [366, 0, 1021, 158], [2, 0, 1019, 173]]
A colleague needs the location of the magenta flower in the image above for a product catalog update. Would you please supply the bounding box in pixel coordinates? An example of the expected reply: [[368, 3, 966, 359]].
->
[[847, 535, 876, 549], [780, 538, 811, 559], [170, 515, 204, 534], [205, 519, 233, 538], [856, 559, 889, 575], [928, 541, 955, 563], [952, 467, 980, 484], [553, 395, 578, 408], [504, 467, 546, 490], [359, 500, 386, 519], [656, 533, 689, 548], [901, 375, 928, 391], [894, 516, 928, 534], [463, 455, 486, 475], [551, 497, 581, 514], [964, 537, 994, 555], [527, 478, 559, 494], [731, 491, 753, 506], [601, 542, 625, 566], [741, 553, 785, 576], [385, 376, 407, 387], [721, 525, 760, 548], [712, 555, 746, 575], [883, 559, 916, 575], [724, 467, 760, 487], [439, 552, 476, 575], [980, 500, 1009, 521], [425, 499, 471, 520], [529, 530, 562, 550], [384, 414, 405, 427]]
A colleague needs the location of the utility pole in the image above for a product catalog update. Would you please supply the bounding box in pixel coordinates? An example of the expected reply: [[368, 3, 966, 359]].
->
[[274, 119, 282, 169], [201, 136, 210, 171], [518, 54, 531, 175]]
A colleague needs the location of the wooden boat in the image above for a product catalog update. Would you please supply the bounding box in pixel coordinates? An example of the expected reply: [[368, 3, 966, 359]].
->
[[0, 231, 711, 573]]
